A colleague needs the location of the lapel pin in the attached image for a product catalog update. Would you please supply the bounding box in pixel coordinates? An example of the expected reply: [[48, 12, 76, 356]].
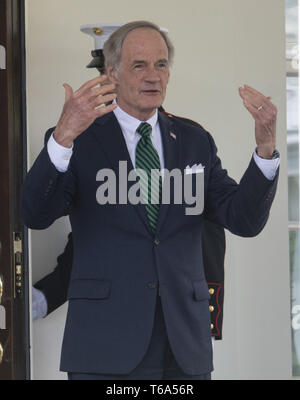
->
[[170, 132, 176, 140]]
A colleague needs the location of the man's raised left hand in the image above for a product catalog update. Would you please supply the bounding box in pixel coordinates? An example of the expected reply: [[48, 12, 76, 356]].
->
[[239, 84, 277, 159]]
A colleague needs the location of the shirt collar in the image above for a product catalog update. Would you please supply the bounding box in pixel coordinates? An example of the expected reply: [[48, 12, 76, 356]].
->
[[113, 100, 158, 141]]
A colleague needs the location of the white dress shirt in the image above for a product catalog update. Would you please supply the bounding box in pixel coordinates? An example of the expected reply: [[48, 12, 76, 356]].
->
[[112, 104, 165, 171]]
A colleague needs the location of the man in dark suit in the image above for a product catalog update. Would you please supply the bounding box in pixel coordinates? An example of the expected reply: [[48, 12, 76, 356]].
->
[[32, 112, 225, 339], [22, 21, 279, 380], [32, 23, 226, 340]]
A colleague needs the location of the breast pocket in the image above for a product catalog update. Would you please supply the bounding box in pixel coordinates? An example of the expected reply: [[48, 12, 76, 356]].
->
[[67, 279, 111, 300]]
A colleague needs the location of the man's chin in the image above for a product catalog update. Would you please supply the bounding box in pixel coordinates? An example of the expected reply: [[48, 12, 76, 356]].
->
[[138, 105, 161, 117], [139, 98, 163, 112]]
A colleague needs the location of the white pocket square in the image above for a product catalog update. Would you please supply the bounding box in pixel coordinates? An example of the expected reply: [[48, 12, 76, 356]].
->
[[185, 163, 205, 175]]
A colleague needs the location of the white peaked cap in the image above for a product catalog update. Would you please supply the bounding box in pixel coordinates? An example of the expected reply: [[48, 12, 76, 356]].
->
[[80, 24, 122, 50]]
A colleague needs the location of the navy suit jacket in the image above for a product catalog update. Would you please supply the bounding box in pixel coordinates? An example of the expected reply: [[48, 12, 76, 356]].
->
[[34, 220, 225, 339], [22, 111, 278, 375]]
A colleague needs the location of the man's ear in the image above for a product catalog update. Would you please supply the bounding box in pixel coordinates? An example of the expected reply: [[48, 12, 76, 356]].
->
[[167, 69, 170, 85], [106, 66, 119, 85]]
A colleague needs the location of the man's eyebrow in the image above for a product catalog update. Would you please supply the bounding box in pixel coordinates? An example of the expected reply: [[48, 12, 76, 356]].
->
[[131, 59, 169, 65], [132, 60, 147, 65], [157, 58, 169, 64]]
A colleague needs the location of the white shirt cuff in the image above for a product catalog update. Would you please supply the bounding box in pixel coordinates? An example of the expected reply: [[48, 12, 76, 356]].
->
[[47, 133, 73, 173], [253, 150, 280, 180]]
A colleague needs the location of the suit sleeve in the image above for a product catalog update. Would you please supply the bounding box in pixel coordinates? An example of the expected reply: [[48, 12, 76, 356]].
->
[[204, 133, 279, 237], [33, 233, 73, 315], [21, 129, 77, 229]]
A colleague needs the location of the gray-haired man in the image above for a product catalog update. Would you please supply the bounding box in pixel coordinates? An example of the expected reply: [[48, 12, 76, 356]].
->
[[22, 21, 279, 380]]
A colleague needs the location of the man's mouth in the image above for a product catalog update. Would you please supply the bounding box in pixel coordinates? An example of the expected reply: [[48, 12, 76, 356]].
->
[[141, 89, 161, 95]]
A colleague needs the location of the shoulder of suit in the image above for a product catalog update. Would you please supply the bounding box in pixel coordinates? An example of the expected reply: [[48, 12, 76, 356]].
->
[[162, 111, 205, 130], [161, 110, 214, 145]]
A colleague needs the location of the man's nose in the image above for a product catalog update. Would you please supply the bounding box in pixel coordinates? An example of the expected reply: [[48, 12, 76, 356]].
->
[[144, 68, 161, 83]]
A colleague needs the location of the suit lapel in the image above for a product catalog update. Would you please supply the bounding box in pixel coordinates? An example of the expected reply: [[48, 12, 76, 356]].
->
[[92, 113, 153, 235], [156, 111, 181, 234], [93, 112, 134, 172]]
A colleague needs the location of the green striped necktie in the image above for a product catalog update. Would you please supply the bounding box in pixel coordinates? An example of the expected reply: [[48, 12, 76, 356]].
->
[[135, 122, 162, 232]]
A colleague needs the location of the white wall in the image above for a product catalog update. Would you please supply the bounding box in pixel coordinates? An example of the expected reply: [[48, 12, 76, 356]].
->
[[25, 0, 291, 380]]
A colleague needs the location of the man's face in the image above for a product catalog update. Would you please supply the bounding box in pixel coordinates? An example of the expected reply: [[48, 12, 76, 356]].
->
[[108, 28, 170, 121]]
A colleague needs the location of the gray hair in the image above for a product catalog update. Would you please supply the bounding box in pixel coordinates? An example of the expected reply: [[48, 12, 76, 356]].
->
[[103, 20, 174, 70]]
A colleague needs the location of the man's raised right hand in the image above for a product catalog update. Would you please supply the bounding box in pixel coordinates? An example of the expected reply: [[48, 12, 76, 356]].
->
[[53, 75, 117, 148]]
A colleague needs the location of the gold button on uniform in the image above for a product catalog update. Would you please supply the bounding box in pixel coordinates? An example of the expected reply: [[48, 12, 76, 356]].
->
[[209, 288, 214, 295], [211, 324, 214, 330], [209, 305, 214, 312]]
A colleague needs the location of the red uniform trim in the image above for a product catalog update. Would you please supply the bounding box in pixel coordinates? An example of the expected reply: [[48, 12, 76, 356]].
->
[[207, 282, 222, 337]]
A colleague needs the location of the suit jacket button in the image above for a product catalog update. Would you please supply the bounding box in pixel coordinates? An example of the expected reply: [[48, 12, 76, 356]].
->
[[154, 238, 160, 245]]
